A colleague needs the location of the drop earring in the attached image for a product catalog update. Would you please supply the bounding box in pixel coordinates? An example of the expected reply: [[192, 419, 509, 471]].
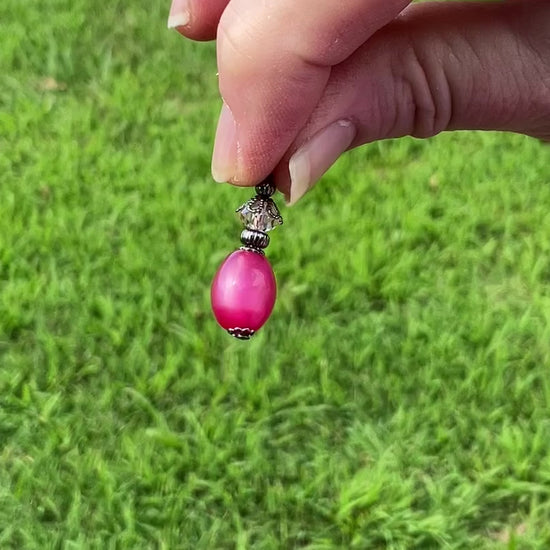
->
[[211, 179, 283, 340]]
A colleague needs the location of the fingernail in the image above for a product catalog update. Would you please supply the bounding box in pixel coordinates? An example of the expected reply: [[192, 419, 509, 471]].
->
[[287, 120, 356, 206], [212, 103, 237, 183], [167, 0, 190, 30]]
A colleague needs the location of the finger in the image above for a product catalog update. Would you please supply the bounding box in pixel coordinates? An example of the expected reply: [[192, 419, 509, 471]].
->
[[167, 0, 229, 42], [211, 0, 411, 185], [273, 0, 550, 204]]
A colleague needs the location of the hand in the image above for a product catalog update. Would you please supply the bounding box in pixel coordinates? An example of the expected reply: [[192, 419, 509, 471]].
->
[[168, 0, 550, 204]]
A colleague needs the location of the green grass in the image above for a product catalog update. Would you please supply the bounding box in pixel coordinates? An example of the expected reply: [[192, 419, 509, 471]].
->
[[2, 0, 550, 548]]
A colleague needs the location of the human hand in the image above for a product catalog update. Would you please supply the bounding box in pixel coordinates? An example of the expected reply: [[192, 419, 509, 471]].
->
[[168, 0, 550, 204]]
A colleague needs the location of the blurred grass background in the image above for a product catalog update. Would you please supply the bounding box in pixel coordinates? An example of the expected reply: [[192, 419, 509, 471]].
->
[[2, 0, 550, 548]]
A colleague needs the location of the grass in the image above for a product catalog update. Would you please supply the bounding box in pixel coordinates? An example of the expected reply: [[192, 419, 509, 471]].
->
[[2, 0, 550, 548]]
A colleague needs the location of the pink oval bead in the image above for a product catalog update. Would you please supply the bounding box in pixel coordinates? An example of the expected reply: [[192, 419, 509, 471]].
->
[[211, 250, 276, 338]]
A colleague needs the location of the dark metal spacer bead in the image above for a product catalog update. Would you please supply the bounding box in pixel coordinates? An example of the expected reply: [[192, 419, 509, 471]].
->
[[255, 179, 276, 198], [240, 229, 270, 249]]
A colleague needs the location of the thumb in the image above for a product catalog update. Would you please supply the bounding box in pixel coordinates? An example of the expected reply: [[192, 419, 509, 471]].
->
[[276, 1, 550, 205], [211, 0, 411, 186]]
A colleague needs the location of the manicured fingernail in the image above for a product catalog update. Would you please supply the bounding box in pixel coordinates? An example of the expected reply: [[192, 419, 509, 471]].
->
[[212, 103, 237, 183], [167, 0, 190, 30], [287, 120, 356, 206]]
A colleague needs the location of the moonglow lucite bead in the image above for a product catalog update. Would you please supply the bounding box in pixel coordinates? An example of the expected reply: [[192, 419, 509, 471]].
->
[[211, 249, 276, 340], [211, 179, 283, 340]]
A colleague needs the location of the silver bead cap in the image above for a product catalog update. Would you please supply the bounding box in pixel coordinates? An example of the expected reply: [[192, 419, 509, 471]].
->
[[228, 327, 255, 340]]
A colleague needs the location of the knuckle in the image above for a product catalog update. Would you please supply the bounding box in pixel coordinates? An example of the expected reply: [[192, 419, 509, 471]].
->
[[398, 41, 452, 138], [217, 6, 264, 72], [218, 3, 333, 77]]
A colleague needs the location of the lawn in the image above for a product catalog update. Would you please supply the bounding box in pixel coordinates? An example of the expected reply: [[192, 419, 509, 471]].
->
[[1, 0, 550, 548]]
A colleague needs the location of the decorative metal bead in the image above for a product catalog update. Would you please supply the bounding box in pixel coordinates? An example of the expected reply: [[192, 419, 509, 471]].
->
[[237, 196, 283, 233], [241, 229, 270, 249], [255, 179, 276, 198]]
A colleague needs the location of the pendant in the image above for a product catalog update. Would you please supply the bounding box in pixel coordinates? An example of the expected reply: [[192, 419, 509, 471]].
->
[[211, 179, 283, 340]]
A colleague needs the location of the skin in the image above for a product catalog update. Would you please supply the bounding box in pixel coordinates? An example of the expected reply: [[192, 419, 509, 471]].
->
[[170, 0, 550, 201]]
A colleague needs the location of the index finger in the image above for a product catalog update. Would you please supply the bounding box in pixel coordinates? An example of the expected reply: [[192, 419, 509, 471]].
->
[[168, 0, 230, 41]]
